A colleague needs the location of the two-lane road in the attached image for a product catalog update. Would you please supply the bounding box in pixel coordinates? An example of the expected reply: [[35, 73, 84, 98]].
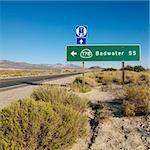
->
[[0, 72, 81, 91]]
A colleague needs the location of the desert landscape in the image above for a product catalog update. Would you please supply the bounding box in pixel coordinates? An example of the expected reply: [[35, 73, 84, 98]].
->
[[0, 66, 149, 150], [0, 1, 149, 150]]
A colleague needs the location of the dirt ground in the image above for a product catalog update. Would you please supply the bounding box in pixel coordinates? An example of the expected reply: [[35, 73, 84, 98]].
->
[[0, 76, 149, 150], [0, 75, 79, 108], [71, 85, 150, 150]]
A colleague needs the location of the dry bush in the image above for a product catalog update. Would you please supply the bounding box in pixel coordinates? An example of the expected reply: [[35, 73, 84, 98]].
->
[[0, 69, 76, 79], [31, 85, 88, 113], [86, 70, 150, 86], [125, 71, 150, 85], [74, 76, 97, 87], [122, 100, 135, 116], [70, 82, 91, 93], [0, 99, 87, 150], [138, 74, 150, 85], [74, 71, 122, 86], [99, 104, 112, 121], [123, 85, 150, 116], [99, 71, 122, 84]]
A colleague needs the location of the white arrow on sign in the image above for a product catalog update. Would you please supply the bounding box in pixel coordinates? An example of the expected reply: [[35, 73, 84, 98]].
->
[[71, 51, 77, 57], [80, 39, 83, 44]]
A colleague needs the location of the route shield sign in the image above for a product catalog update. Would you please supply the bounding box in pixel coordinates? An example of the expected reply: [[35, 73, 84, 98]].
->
[[66, 45, 140, 61]]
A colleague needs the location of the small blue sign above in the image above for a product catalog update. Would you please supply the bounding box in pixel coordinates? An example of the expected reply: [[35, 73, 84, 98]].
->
[[77, 38, 86, 44], [76, 26, 88, 37]]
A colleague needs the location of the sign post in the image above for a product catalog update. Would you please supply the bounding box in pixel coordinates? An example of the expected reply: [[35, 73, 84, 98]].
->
[[122, 61, 125, 84], [76, 25, 88, 87], [82, 61, 85, 86]]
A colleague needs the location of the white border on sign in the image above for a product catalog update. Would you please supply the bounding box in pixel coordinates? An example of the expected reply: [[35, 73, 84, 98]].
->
[[65, 44, 141, 62]]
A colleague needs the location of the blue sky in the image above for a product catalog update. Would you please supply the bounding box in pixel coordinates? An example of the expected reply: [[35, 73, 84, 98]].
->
[[0, 1, 149, 68]]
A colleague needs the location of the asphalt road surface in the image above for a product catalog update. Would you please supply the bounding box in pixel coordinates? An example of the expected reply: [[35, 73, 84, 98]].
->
[[0, 72, 81, 90]]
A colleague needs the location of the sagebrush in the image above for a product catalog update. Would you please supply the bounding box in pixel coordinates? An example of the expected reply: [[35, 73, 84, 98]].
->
[[70, 82, 91, 93], [123, 85, 150, 116], [31, 85, 88, 113], [0, 99, 87, 150]]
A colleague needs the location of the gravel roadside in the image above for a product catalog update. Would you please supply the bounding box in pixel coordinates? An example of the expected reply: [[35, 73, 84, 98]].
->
[[70, 85, 150, 150], [0, 75, 79, 108]]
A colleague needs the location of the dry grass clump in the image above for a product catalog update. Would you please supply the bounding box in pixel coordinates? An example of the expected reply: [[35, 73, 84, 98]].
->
[[86, 71, 122, 85], [74, 76, 97, 87], [0, 99, 87, 150], [84, 70, 150, 86], [122, 100, 135, 116], [68, 75, 97, 93], [0, 69, 57, 78], [101, 71, 122, 84], [70, 82, 91, 93], [125, 71, 150, 85], [123, 85, 150, 116], [31, 85, 88, 113], [99, 104, 112, 122], [0, 69, 77, 79]]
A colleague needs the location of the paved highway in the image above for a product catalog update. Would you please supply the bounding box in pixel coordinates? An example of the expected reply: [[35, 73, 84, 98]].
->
[[0, 72, 81, 90]]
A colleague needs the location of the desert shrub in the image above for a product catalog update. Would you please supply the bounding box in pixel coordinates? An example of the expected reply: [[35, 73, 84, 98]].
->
[[101, 71, 122, 85], [124, 65, 134, 71], [124, 65, 145, 72], [0, 69, 76, 79], [133, 65, 145, 72], [95, 75, 103, 83], [123, 85, 150, 116], [81, 70, 149, 86], [70, 82, 91, 93], [125, 75, 137, 84], [122, 100, 135, 116], [31, 85, 87, 113], [0, 99, 87, 150], [138, 74, 150, 86], [103, 68, 117, 71], [74, 76, 97, 87]]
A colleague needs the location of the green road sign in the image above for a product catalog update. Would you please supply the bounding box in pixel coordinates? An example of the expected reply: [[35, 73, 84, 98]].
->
[[66, 45, 140, 61]]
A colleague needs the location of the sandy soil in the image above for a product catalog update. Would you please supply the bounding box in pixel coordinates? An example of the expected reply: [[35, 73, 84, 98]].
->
[[0, 75, 80, 108], [43, 75, 80, 85], [0, 77, 149, 150], [70, 85, 150, 150]]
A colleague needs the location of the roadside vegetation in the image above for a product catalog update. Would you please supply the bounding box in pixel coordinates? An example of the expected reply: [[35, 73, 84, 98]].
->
[[78, 68, 149, 86], [0, 65, 149, 150], [73, 66, 149, 117], [68, 65, 149, 94], [70, 82, 91, 93], [124, 65, 145, 72], [103, 67, 117, 71], [0, 86, 88, 150], [123, 84, 150, 116], [69, 76, 96, 93], [0, 69, 77, 79], [31, 85, 88, 112]]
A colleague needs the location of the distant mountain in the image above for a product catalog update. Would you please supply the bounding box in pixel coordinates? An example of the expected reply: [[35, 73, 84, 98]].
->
[[0, 60, 81, 70], [89, 66, 102, 69]]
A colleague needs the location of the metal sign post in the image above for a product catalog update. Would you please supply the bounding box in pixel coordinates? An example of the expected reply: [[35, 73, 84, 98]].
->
[[122, 61, 125, 84], [76, 25, 88, 87], [82, 61, 85, 86]]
